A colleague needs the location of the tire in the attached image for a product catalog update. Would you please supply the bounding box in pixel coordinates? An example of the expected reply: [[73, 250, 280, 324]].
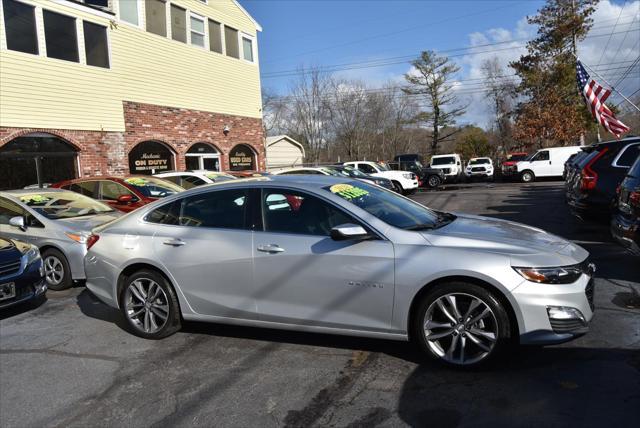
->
[[520, 170, 535, 183], [120, 269, 182, 339], [406, 188, 417, 195], [392, 181, 404, 194], [42, 248, 72, 291], [427, 175, 441, 188], [412, 282, 512, 368]]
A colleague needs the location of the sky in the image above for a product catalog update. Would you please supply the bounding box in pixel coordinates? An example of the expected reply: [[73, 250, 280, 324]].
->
[[242, 0, 640, 128]]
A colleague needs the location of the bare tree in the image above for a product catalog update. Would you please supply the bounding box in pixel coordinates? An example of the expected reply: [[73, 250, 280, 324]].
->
[[403, 50, 466, 155], [481, 57, 515, 153], [326, 79, 369, 160], [262, 87, 289, 136]]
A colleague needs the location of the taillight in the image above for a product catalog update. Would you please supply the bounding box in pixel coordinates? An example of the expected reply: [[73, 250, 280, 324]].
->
[[86, 234, 100, 250], [630, 191, 640, 209], [579, 148, 608, 191]]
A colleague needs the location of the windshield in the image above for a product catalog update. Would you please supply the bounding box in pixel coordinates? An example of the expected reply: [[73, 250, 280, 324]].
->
[[469, 159, 490, 165], [319, 167, 345, 177], [507, 154, 528, 162], [18, 192, 114, 220], [340, 167, 368, 178], [431, 157, 455, 165], [124, 177, 183, 198], [324, 181, 449, 230]]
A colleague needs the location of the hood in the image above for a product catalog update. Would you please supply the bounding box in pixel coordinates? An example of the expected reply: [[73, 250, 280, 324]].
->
[[423, 214, 588, 266], [379, 170, 414, 179], [54, 212, 122, 232], [0, 237, 26, 265]]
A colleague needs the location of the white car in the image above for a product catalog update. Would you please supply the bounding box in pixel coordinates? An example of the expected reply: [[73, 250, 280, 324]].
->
[[272, 166, 395, 190], [429, 154, 463, 183], [154, 171, 236, 189], [516, 146, 583, 183], [465, 157, 494, 181], [343, 161, 418, 194]]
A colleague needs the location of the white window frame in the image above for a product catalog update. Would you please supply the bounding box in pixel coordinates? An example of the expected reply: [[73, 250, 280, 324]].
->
[[0, 0, 40, 55], [82, 19, 112, 69], [612, 143, 640, 168], [240, 32, 256, 64], [115, 0, 142, 28], [189, 11, 206, 49]]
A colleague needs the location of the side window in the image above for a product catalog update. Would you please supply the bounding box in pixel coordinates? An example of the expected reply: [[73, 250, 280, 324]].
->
[[358, 164, 377, 174], [69, 181, 98, 198], [100, 181, 133, 201], [145, 200, 180, 225], [0, 197, 24, 225], [179, 189, 248, 229], [615, 144, 640, 167], [262, 189, 355, 236], [533, 151, 549, 161]]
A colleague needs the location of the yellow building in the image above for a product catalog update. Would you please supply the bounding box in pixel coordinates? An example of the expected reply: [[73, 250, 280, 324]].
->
[[0, 0, 264, 189]]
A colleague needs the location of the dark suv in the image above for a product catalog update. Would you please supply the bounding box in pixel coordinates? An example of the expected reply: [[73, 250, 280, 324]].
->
[[390, 154, 445, 188], [566, 136, 640, 219], [611, 155, 640, 255]]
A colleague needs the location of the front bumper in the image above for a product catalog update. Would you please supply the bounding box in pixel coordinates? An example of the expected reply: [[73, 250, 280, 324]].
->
[[0, 259, 47, 310], [513, 272, 595, 345], [465, 170, 493, 177], [610, 213, 640, 255]]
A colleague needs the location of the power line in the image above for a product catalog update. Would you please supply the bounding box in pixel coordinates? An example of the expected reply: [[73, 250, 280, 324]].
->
[[596, 0, 627, 66]]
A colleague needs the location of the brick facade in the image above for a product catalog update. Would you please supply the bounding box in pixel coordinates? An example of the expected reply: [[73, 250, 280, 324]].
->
[[0, 101, 265, 178]]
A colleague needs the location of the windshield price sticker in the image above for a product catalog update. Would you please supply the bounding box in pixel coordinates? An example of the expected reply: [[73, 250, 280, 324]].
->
[[125, 178, 148, 187], [330, 184, 369, 200], [20, 195, 51, 204]]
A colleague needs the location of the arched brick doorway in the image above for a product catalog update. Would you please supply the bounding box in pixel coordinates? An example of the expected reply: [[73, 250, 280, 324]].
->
[[185, 142, 221, 171], [128, 140, 175, 175], [228, 144, 257, 171], [0, 132, 79, 190]]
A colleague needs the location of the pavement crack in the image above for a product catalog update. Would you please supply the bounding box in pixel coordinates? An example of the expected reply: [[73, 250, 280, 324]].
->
[[0, 348, 121, 363]]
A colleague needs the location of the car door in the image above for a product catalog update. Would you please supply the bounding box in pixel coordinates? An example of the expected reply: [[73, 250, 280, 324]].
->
[[530, 150, 552, 176], [253, 187, 395, 332], [148, 188, 257, 319]]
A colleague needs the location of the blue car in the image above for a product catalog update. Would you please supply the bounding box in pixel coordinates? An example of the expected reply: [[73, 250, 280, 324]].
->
[[0, 236, 46, 309]]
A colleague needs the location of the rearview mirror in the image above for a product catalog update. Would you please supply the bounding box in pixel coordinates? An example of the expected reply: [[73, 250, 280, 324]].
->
[[330, 223, 369, 241], [9, 216, 26, 231]]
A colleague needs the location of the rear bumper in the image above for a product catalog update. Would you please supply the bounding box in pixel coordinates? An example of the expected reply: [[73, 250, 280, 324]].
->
[[610, 213, 640, 255]]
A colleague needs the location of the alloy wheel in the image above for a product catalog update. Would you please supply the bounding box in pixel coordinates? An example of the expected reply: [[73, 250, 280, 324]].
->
[[423, 293, 498, 365], [44, 256, 64, 286], [124, 278, 170, 334]]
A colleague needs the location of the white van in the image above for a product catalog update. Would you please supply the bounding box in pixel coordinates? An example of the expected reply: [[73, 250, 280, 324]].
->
[[429, 154, 463, 182], [516, 146, 583, 182]]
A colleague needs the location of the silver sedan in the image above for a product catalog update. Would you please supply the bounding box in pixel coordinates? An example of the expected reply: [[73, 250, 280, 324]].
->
[[0, 189, 121, 290], [84, 176, 594, 367]]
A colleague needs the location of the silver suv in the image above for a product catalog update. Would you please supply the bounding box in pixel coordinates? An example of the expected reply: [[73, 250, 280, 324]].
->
[[84, 176, 594, 367]]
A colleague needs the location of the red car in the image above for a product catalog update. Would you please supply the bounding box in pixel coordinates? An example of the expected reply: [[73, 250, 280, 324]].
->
[[51, 176, 184, 212], [500, 152, 529, 177], [225, 170, 270, 178]]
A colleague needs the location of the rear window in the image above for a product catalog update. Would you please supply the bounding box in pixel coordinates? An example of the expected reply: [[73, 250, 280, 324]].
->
[[629, 156, 640, 177]]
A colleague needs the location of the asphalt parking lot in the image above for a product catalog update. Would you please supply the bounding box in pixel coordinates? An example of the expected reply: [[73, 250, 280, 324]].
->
[[1, 181, 638, 428]]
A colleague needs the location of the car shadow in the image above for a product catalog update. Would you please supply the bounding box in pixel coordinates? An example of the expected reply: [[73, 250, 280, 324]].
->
[[0, 295, 46, 320], [75, 289, 129, 331], [396, 346, 640, 426]]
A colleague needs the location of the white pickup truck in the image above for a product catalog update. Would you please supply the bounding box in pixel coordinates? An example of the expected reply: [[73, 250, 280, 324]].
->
[[516, 146, 583, 182], [344, 161, 419, 194], [429, 154, 463, 183]]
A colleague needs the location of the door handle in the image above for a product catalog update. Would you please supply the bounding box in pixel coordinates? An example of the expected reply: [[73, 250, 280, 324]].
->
[[257, 244, 285, 253], [163, 239, 186, 247]]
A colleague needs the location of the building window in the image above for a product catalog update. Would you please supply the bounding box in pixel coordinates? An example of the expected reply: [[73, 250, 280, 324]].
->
[[2, 0, 38, 55], [170, 4, 186, 43], [43, 10, 79, 63], [118, 0, 139, 26], [208, 19, 222, 53], [145, 0, 167, 37], [83, 21, 109, 68], [190, 14, 205, 47], [84, 0, 109, 7], [242, 36, 254, 62], [224, 26, 239, 59]]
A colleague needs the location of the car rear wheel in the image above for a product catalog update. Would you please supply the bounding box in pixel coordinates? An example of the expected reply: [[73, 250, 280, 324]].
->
[[121, 269, 181, 339], [412, 282, 512, 367], [42, 248, 72, 291], [427, 175, 441, 188], [521, 170, 535, 183]]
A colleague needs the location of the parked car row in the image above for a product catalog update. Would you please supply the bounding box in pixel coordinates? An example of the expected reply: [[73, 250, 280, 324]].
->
[[564, 136, 640, 255], [1, 171, 597, 368]]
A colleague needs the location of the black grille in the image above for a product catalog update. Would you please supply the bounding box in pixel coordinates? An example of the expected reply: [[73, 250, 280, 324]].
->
[[442, 168, 451, 174], [0, 261, 22, 278], [471, 167, 485, 172], [550, 318, 588, 334], [585, 279, 595, 311]]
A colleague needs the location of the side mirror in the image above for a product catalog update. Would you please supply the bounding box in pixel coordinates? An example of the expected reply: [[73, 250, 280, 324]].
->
[[330, 223, 370, 241], [117, 194, 134, 204], [9, 216, 26, 231]]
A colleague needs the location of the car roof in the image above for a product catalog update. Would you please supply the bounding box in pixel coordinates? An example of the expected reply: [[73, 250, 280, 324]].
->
[[174, 174, 357, 191]]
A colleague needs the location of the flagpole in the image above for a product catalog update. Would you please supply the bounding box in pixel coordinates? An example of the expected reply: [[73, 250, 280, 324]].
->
[[576, 55, 640, 114]]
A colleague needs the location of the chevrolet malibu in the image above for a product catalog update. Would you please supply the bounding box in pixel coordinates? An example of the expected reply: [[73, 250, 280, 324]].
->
[[84, 176, 595, 367]]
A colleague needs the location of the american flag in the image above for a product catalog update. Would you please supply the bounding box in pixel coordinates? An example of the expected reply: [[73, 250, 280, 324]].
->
[[576, 59, 630, 138]]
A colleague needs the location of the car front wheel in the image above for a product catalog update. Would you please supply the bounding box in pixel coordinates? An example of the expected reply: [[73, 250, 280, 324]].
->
[[120, 269, 182, 339], [428, 175, 441, 188], [412, 282, 512, 367], [521, 170, 535, 183], [42, 248, 72, 291]]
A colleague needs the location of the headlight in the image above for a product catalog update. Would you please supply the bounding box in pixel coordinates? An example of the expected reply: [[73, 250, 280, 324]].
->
[[513, 265, 583, 284], [375, 179, 386, 186], [22, 245, 41, 266], [402, 173, 412, 179]]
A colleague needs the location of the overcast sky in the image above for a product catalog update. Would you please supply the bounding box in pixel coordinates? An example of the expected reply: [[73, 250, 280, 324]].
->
[[245, 0, 639, 128]]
